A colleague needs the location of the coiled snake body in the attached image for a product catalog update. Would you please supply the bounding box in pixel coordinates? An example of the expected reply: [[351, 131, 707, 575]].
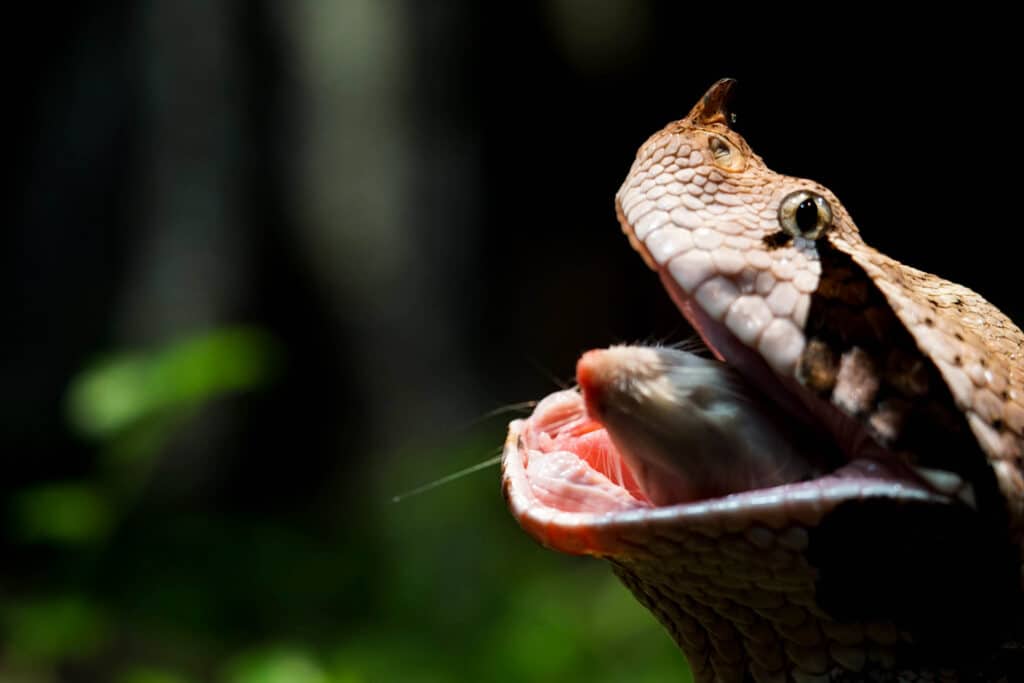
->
[[502, 81, 1024, 681]]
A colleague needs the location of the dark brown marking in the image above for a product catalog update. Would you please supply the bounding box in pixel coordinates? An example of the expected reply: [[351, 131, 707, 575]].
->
[[762, 230, 791, 249], [804, 242, 988, 484], [799, 339, 838, 392], [864, 307, 896, 340], [885, 348, 930, 397]]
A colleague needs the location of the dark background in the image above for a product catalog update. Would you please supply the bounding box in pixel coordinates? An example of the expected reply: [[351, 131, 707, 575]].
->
[[4, 3, 1019, 682]]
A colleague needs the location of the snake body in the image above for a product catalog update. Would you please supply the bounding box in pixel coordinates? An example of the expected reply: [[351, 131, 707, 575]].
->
[[502, 80, 1024, 681]]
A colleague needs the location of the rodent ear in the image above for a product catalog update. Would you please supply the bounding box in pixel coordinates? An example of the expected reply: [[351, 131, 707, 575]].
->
[[688, 78, 737, 127]]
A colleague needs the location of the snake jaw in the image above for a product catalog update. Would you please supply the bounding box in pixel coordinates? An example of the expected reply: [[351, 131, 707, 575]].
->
[[502, 388, 946, 555]]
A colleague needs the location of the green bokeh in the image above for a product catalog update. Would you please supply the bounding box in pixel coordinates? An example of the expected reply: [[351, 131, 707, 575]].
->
[[66, 327, 277, 442], [2, 596, 110, 667], [223, 647, 330, 683], [118, 668, 194, 683], [2, 328, 689, 681], [10, 482, 114, 544]]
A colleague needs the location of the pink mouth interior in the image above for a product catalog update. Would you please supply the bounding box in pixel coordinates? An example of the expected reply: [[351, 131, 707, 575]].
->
[[520, 390, 652, 512], [515, 386, 940, 526]]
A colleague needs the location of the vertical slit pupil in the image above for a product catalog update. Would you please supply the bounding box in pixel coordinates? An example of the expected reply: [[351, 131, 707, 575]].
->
[[795, 198, 819, 234]]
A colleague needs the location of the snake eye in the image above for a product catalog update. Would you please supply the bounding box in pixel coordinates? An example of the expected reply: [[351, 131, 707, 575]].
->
[[778, 190, 833, 240]]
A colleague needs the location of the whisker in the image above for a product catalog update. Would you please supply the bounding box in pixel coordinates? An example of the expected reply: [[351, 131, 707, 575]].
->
[[662, 335, 710, 356], [456, 400, 538, 432], [390, 450, 504, 503], [527, 355, 573, 391]]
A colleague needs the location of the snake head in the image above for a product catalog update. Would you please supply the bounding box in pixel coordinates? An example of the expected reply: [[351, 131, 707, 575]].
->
[[616, 80, 1024, 524], [617, 78, 854, 379]]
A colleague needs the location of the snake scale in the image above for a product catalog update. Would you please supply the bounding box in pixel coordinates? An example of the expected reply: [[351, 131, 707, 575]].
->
[[502, 80, 1024, 681]]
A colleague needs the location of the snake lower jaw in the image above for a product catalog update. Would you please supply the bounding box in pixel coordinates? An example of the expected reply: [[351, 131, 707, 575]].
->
[[503, 386, 959, 556]]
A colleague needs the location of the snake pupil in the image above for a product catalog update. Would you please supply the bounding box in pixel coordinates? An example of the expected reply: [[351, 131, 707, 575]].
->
[[795, 199, 818, 234]]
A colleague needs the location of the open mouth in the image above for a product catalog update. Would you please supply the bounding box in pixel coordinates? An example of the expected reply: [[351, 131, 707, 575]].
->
[[501, 301, 955, 558], [503, 88, 983, 559]]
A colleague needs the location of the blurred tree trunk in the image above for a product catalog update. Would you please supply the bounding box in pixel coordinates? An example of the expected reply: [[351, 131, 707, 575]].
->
[[280, 1, 481, 456], [122, 1, 247, 339], [114, 0, 248, 494]]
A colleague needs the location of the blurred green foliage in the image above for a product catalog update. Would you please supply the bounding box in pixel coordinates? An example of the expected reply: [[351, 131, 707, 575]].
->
[[223, 648, 329, 683], [2, 596, 109, 667], [118, 669, 193, 683], [67, 328, 276, 441], [2, 327, 689, 682], [10, 483, 113, 545]]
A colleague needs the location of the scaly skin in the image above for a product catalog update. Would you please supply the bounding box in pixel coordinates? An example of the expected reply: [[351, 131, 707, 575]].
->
[[503, 80, 1024, 681]]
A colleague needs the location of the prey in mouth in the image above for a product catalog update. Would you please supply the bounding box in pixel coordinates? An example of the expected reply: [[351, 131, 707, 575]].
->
[[502, 79, 1024, 681], [504, 78, 998, 545], [577, 345, 828, 506]]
